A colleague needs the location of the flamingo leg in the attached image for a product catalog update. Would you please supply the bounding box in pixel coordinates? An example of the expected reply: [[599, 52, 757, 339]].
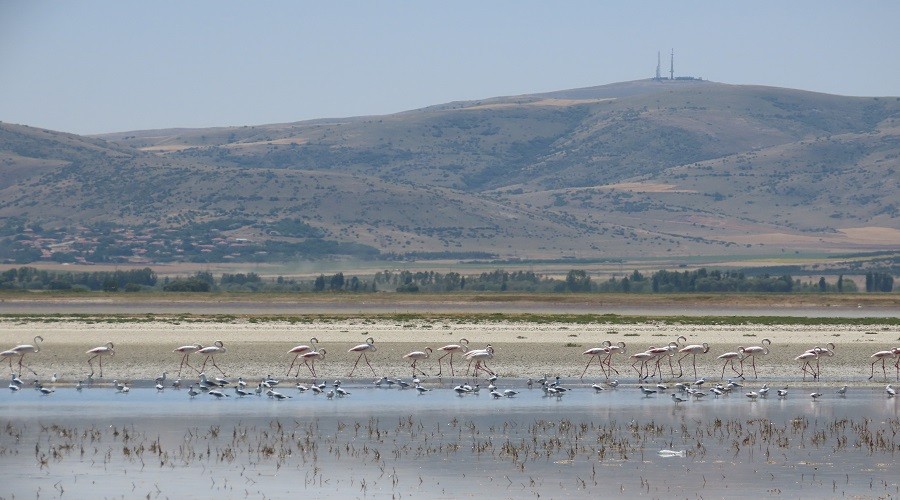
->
[[305, 359, 317, 379], [720, 361, 728, 380], [18, 355, 37, 376], [207, 355, 226, 376], [750, 357, 758, 379], [581, 356, 596, 380], [177, 354, 187, 377], [287, 356, 300, 377], [436, 352, 451, 377], [631, 359, 644, 380], [869, 359, 883, 381], [692, 355, 699, 380], [676, 353, 689, 378], [603, 353, 619, 377], [410, 360, 427, 377], [88, 354, 99, 377], [98, 355, 104, 378]]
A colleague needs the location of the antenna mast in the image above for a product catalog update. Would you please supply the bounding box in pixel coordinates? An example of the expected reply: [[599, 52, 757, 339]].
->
[[670, 49, 674, 80]]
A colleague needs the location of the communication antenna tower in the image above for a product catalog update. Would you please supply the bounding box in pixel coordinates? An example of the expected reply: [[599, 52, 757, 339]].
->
[[670, 49, 674, 80]]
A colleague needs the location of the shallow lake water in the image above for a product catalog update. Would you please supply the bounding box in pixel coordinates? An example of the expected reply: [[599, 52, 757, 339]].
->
[[2, 379, 899, 498]]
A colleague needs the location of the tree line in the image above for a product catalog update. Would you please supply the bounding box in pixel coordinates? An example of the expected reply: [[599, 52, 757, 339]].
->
[[1, 266, 893, 294]]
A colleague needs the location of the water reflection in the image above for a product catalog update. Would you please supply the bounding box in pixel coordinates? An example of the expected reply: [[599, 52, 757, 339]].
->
[[1, 383, 898, 498]]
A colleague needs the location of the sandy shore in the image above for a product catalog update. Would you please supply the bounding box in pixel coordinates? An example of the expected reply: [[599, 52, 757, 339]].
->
[[2, 318, 898, 383]]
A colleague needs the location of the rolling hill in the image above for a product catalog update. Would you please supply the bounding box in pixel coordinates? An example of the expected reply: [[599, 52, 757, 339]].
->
[[1, 79, 898, 265]]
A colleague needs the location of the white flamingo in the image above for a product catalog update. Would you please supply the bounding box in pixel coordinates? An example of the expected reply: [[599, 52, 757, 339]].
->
[[677, 342, 709, 379], [435, 338, 469, 377], [197, 340, 226, 376], [348, 337, 377, 377], [868, 348, 898, 381], [286, 337, 319, 377], [173, 344, 203, 376], [739, 338, 771, 379], [10, 336, 43, 376], [403, 347, 433, 377], [86, 342, 114, 378], [301, 348, 327, 378], [716, 350, 744, 380], [464, 344, 496, 378]]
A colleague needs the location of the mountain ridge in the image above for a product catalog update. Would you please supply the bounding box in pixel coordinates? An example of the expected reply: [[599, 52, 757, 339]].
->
[[1, 79, 898, 264]]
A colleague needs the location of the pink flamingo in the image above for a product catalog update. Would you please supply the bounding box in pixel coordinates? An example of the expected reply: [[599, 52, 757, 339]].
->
[[403, 347, 433, 377], [464, 344, 495, 378], [869, 348, 898, 381], [10, 336, 43, 376], [581, 346, 611, 380], [197, 340, 226, 376], [739, 338, 771, 379], [602, 341, 627, 377], [300, 348, 326, 378], [677, 342, 709, 379], [173, 343, 203, 376], [286, 337, 319, 377], [348, 337, 377, 377], [795, 350, 819, 381], [630, 349, 655, 380], [805, 343, 835, 379], [435, 338, 469, 377], [717, 349, 744, 380], [86, 342, 115, 378]]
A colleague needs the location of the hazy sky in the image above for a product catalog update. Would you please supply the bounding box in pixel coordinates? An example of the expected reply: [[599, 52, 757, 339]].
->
[[2, 1, 898, 135]]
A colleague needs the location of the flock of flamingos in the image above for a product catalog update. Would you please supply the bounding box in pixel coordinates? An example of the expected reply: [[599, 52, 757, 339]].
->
[[3, 335, 900, 394]]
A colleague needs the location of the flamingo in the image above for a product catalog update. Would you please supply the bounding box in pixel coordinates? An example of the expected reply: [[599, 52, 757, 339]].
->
[[659, 336, 687, 379], [677, 342, 709, 379], [464, 344, 496, 378], [630, 350, 656, 380], [716, 350, 744, 380], [301, 348, 326, 378], [173, 344, 203, 376], [869, 348, 898, 381], [581, 346, 611, 380], [403, 347, 433, 377], [435, 338, 469, 377], [348, 337, 377, 377], [739, 338, 771, 379], [794, 350, 819, 381], [649, 337, 684, 380], [286, 338, 319, 377], [1, 349, 19, 373], [10, 336, 43, 376], [601, 341, 627, 377], [805, 343, 835, 379], [86, 342, 114, 378], [197, 340, 226, 376]]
